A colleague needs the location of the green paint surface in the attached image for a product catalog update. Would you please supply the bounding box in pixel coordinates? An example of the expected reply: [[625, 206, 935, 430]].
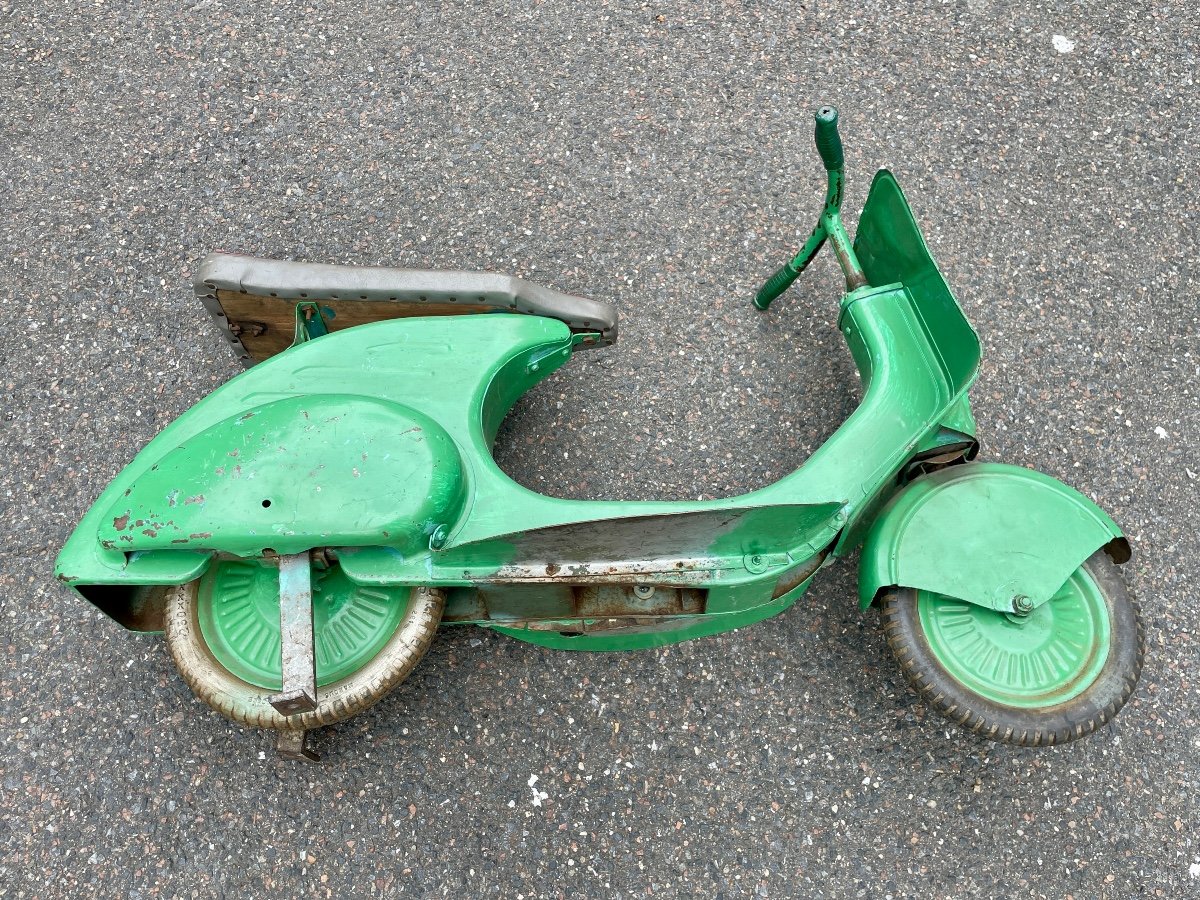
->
[[917, 564, 1110, 707], [100, 393, 465, 557], [53, 167, 1123, 654], [858, 463, 1125, 612], [197, 559, 408, 689]]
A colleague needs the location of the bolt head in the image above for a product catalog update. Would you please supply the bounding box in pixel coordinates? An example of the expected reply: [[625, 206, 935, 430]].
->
[[1012, 594, 1034, 614], [429, 525, 449, 550]]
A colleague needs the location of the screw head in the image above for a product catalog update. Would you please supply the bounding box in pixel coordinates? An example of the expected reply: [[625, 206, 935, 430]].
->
[[743, 553, 770, 574], [1012, 594, 1034, 615], [429, 525, 449, 550]]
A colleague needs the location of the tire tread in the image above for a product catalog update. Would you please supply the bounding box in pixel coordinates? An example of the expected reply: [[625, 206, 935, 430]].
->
[[880, 551, 1144, 748], [164, 580, 445, 731]]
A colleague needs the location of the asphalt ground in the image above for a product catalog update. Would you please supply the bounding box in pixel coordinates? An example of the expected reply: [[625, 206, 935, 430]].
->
[[2, 1, 1198, 897]]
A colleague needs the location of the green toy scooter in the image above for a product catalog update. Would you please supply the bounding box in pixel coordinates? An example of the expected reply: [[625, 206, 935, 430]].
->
[[55, 107, 1144, 761]]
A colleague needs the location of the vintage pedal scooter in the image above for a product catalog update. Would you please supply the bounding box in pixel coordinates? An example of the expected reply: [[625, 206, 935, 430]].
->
[[56, 107, 1144, 761]]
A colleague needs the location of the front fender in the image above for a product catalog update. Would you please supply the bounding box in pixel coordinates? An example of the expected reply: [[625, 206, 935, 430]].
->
[[858, 463, 1129, 613]]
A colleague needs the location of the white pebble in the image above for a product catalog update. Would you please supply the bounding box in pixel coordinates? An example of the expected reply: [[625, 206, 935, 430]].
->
[[1052, 34, 1076, 54]]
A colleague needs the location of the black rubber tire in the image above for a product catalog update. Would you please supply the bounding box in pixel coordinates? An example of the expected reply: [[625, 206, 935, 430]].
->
[[880, 551, 1144, 747], [164, 579, 444, 731]]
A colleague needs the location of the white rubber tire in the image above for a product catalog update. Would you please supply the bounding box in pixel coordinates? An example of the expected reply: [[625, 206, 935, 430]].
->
[[163, 579, 444, 731]]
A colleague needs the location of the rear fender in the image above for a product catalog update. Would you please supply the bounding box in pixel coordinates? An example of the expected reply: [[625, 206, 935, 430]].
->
[[858, 463, 1129, 613]]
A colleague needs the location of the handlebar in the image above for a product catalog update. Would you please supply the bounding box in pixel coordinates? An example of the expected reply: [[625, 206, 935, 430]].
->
[[813, 106, 844, 172], [753, 104, 867, 309]]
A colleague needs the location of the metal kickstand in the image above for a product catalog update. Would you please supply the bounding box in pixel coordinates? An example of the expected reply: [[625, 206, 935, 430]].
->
[[267, 551, 321, 762], [276, 729, 320, 763], [268, 552, 319, 716]]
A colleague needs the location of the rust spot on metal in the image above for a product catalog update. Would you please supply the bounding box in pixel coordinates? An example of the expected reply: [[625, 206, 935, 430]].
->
[[167, 489, 180, 508], [518, 614, 704, 635], [112, 513, 130, 531], [467, 583, 708, 625], [171, 539, 189, 544], [227, 449, 239, 458], [189, 532, 213, 540], [239, 412, 256, 421], [142, 528, 158, 538], [215, 466, 226, 476], [134, 519, 145, 527], [573, 584, 706, 619], [185, 495, 205, 505], [545, 563, 560, 576], [229, 320, 267, 338], [771, 550, 829, 599]]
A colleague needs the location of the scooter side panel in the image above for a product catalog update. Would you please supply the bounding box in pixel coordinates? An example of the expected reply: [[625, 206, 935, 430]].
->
[[54, 314, 577, 629], [98, 395, 467, 557]]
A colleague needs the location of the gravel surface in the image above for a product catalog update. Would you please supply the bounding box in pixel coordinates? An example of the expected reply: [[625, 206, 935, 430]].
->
[[2, 1, 1198, 897]]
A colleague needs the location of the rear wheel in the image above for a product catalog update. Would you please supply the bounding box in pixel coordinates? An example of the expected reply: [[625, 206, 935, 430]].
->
[[881, 551, 1144, 746], [164, 559, 444, 731]]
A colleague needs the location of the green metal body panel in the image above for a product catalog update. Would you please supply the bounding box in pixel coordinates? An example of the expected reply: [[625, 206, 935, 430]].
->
[[56, 164, 1123, 653], [100, 394, 466, 557], [57, 264, 976, 641], [854, 170, 980, 394], [857, 463, 1129, 613]]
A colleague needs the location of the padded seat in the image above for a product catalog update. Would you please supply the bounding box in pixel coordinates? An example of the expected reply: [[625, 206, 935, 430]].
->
[[194, 252, 618, 366]]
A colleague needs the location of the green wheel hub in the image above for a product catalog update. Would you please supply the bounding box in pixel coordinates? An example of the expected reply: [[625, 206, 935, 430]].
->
[[916, 567, 1111, 708], [197, 560, 409, 690]]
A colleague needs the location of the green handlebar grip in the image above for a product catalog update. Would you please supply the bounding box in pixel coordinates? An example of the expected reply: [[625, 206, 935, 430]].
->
[[754, 260, 802, 309], [814, 105, 843, 171]]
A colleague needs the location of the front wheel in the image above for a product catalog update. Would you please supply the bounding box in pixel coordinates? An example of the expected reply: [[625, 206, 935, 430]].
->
[[881, 551, 1144, 746]]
